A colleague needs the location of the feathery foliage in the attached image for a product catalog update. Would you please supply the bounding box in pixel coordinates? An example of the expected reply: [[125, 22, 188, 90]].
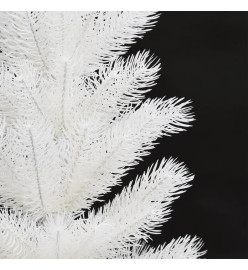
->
[[0, 11, 205, 258]]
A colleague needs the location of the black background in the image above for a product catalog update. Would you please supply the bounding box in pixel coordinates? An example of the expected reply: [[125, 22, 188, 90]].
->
[[132, 11, 248, 259], [96, 12, 248, 259]]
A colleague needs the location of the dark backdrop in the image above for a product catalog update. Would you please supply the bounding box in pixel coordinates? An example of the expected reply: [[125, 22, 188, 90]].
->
[[94, 12, 248, 259]]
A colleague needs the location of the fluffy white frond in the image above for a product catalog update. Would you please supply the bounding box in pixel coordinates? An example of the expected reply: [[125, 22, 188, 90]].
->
[[59, 11, 160, 75], [59, 50, 161, 135], [71, 158, 194, 258], [0, 12, 158, 77], [0, 118, 62, 218], [0, 210, 205, 259], [59, 98, 194, 211], [36, 213, 76, 258], [80, 51, 161, 118], [0, 12, 51, 75], [0, 61, 51, 127], [112, 236, 206, 259], [0, 209, 39, 258]]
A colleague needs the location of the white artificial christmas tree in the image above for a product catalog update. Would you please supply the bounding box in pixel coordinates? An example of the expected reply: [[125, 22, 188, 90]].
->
[[0, 11, 206, 259]]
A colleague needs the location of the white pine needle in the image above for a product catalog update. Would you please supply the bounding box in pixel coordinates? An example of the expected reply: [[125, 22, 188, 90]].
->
[[0, 11, 205, 258]]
